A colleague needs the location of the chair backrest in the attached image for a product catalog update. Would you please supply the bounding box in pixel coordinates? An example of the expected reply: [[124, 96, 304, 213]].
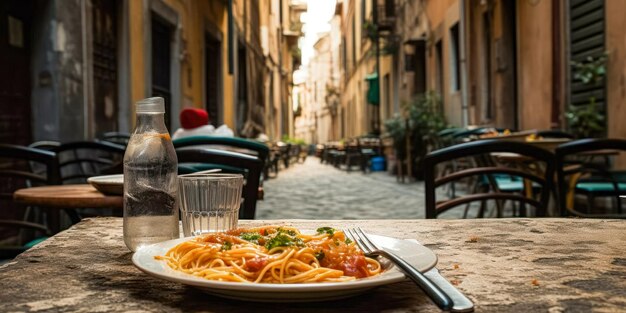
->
[[536, 130, 575, 140], [173, 136, 269, 165], [0, 144, 60, 252], [28, 141, 61, 150], [51, 141, 126, 184], [555, 138, 626, 218], [100, 132, 131, 146], [357, 136, 382, 154], [176, 148, 263, 219], [424, 139, 555, 218], [0, 144, 61, 201]]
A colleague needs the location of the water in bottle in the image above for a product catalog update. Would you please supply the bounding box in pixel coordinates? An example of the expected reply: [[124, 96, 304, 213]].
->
[[123, 97, 179, 251]]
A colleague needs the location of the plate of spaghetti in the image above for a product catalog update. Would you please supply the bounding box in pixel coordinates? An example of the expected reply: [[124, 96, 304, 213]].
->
[[132, 225, 437, 302]]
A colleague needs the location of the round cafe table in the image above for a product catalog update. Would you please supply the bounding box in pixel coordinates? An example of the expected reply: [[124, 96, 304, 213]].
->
[[13, 184, 123, 233], [13, 184, 123, 209]]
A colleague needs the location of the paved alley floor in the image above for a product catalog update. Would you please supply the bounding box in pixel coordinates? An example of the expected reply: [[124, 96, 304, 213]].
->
[[256, 157, 426, 220]]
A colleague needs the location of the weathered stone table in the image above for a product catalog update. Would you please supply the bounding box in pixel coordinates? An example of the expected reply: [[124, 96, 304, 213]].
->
[[1, 218, 625, 312]]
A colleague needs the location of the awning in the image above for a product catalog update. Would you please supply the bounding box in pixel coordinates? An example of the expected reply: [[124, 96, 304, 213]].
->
[[365, 73, 379, 106]]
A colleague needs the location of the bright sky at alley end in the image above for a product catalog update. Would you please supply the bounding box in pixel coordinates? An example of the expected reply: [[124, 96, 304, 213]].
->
[[300, 0, 337, 66]]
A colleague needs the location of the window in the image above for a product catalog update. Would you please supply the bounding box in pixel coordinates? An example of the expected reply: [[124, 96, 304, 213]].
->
[[384, 73, 391, 119], [361, 0, 366, 25], [450, 23, 461, 91], [435, 40, 443, 93], [342, 36, 347, 75], [385, 0, 395, 17], [481, 13, 493, 120], [352, 16, 356, 69], [409, 40, 426, 96]]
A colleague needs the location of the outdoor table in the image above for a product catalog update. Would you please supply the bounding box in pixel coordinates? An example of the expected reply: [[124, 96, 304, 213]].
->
[[1, 218, 625, 312], [13, 184, 123, 232], [13, 184, 123, 209]]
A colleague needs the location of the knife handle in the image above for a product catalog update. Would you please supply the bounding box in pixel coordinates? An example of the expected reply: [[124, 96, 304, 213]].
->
[[374, 250, 453, 311], [424, 268, 474, 312]]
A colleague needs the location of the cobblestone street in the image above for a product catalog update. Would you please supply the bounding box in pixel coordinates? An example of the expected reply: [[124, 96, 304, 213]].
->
[[256, 157, 426, 220]]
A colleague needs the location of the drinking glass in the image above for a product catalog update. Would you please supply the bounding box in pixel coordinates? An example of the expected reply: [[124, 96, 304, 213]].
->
[[178, 173, 244, 236]]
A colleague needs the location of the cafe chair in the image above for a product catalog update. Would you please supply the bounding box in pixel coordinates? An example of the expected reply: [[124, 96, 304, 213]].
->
[[451, 127, 498, 142], [555, 138, 626, 218], [344, 140, 363, 172], [176, 148, 264, 219], [28, 141, 61, 151], [0, 144, 60, 259], [276, 142, 292, 169], [424, 139, 555, 219], [100, 132, 131, 146], [50, 141, 126, 184], [536, 130, 575, 140], [173, 135, 271, 179]]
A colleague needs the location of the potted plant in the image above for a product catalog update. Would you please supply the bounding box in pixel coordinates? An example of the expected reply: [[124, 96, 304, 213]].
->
[[565, 54, 607, 138], [384, 91, 448, 179]]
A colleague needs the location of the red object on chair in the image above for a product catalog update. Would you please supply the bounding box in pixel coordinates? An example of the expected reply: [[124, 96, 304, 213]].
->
[[180, 108, 209, 129]]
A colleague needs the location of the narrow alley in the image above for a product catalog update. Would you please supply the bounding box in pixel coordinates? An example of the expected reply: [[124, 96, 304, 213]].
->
[[257, 158, 426, 220]]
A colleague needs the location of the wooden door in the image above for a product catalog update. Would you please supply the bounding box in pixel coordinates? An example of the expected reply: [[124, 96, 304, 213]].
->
[[92, 0, 118, 136], [0, 1, 32, 145]]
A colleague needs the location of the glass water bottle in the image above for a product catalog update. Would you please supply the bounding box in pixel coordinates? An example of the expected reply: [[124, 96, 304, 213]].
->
[[123, 97, 179, 251]]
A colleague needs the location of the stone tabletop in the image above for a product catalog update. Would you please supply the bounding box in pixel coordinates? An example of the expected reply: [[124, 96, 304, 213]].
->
[[1, 218, 625, 312]]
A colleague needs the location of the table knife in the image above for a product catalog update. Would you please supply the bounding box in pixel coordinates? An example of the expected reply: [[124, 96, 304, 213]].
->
[[424, 267, 474, 312], [405, 239, 474, 312]]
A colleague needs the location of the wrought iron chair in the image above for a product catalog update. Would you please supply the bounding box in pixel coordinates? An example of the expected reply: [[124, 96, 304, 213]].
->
[[555, 138, 626, 218], [49, 141, 126, 184], [100, 132, 131, 146], [176, 148, 264, 219], [424, 139, 555, 219], [172, 135, 270, 178], [0, 144, 61, 259], [536, 130, 575, 140]]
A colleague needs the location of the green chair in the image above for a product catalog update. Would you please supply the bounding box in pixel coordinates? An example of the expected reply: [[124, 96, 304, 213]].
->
[[173, 136, 270, 177], [424, 140, 555, 219], [176, 148, 263, 219], [556, 138, 626, 218]]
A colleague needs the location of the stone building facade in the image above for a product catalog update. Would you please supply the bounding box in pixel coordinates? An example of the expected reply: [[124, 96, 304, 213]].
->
[[295, 0, 625, 144], [0, 0, 304, 145]]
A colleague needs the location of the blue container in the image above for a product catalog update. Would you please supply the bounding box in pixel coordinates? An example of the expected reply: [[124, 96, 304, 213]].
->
[[370, 156, 385, 171]]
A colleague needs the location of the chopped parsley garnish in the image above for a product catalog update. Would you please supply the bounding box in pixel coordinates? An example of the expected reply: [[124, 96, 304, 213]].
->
[[276, 227, 297, 236], [265, 233, 304, 250], [315, 251, 325, 261], [221, 241, 233, 251], [316, 227, 335, 237], [345, 238, 353, 244], [239, 232, 262, 244]]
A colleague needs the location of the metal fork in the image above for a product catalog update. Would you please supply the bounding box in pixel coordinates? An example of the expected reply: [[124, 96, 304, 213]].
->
[[346, 228, 453, 311]]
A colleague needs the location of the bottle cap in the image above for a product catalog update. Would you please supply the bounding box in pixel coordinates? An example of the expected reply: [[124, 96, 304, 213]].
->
[[136, 97, 165, 113]]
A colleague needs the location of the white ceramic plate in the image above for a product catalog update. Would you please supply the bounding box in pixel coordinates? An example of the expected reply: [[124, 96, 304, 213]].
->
[[87, 174, 124, 195], [132, 233, 438, 302]]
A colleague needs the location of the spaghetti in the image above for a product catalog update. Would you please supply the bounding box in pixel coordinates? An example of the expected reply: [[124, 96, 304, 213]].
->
[[156, 226, 382, 283]]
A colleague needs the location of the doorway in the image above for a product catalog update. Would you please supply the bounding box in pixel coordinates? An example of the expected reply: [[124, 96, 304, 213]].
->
[[0, 0, 33, 145], [205, 32, 222, 126], [236, 44, 248, 134], [481, 11, 493, 122], [92, 0, 118, 136], [151, 14, 174, 130]]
